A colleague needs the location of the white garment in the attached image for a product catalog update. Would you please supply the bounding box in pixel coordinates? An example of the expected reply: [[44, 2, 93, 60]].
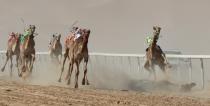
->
[[74, 33, 81, 41]]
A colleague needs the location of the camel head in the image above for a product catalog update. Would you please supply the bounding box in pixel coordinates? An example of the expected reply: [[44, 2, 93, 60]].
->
[[29, 25, 36, 34], [72, 27, 79, 32], [75, 29, 90, 51], [153, 26, 161, 41], [82, 29, 90, 45], [153, 26, 161, 31], [76, 29, 90, 42], [49, 34, 61, 49], [153, 26, 161, 35]]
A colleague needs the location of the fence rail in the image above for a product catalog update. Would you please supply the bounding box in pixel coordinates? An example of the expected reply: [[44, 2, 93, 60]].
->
[[1, 51, 210, 59], [0, 51, 210, 89]]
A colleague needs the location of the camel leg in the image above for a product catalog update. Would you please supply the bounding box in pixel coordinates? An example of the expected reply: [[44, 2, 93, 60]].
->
[[151, 65, 156, 81], [17, 56, 23, 77], [20, 56, 26, 77], [67, 62, 74, 85], [16, 55, 20, 76], [58, 54, 62, 65], [9, 56, 13, 77], [82, 59, 89, 85], [159, 63, 169, 80], [62, 48, 69, 68], [16, 55, 19, 69], [65, 59, 73, 80], [58, 55, 68, 82], [58, 49, 68, 82], [29, 54, 35, 72], [144, 60, 150, 71], [149, 61, 157, 81], [75, 62, 80, 88], [1, 54, 9, 72], [22, 60, 28, 81], [25, 58, 29, 73], [50, 51, 53, 60], [144, 60, 153, 78]]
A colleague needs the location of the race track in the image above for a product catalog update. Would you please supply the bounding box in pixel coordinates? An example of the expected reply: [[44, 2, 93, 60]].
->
[[0, 79, 209, 106]]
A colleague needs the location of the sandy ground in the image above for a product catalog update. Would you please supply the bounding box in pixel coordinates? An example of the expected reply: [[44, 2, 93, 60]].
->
[[0, 79, 209, 106]]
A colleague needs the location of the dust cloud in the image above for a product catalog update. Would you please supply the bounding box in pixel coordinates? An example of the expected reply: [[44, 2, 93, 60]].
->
[[1, 53, 210, 99]]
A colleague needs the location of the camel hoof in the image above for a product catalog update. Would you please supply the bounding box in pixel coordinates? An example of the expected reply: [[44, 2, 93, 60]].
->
[[75, 84, 78, 88], [67, 80, 71, 85], [82, 79, 85, 85], [22, 66, 26, 72], [87, 81, 90, 85], [19, 73, 22, 77], [58, 79, 61, 82], [1, 68, 5, 72]]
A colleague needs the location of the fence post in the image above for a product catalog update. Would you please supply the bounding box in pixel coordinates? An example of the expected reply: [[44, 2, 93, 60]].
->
[[121, 57, 125, 72], [200, 58, 205, 89], [177, 59, 181, 82], [128, 57, 132, 71], [137, 57, 141, 72], [188, 58, 192, 83]]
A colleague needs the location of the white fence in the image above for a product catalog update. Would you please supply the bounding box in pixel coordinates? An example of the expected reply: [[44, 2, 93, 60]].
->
[[0, 51, 210, 89], [89, 53, 210, 89]]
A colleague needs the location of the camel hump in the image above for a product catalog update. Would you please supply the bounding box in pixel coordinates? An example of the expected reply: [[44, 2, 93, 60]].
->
[[8, 32, 18, 52]]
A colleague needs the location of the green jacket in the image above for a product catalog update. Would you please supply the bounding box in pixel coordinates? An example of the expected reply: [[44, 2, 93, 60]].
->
[[20, 29, 32, 44]]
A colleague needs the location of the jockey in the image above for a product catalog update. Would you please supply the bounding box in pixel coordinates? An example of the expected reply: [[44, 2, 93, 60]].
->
[[74, 28, 82, 41], [66, 27, 83, 42], [146, 36, 153, 46], [145, 35, 167, 62], [145, 36, 163, 54], [20, 26, 32, 44]]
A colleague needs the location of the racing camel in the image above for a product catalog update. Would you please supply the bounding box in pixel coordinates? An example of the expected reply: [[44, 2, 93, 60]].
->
[[58, 28, 90, 88], [19, 25, 36, 78], [144, 26, 171, 80], [60, 27, 79, 72], [1, 32, 21, 77], [49, 34, 62, 64]]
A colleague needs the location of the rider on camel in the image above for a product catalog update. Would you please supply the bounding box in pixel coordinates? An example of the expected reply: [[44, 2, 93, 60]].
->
[[20, 25, 34, 44], [145, 31, 166, 60]]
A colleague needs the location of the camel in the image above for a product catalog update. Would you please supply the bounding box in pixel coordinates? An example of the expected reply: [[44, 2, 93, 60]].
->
[[59, 27, 79, 79], [58, 28, 90, 88], [60, 27, 79, 70], [19, 25, 36, 78], [144, 26, 171, 80], [1, 32, 21, 77], [49, 34, 62, 64]]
